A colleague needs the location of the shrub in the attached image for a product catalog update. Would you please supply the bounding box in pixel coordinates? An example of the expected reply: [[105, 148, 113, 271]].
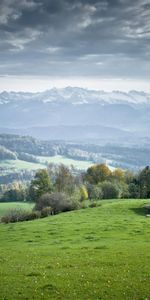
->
[[40, 207, 53, 218], [1, 209, 40, 224], [35, 193, 53, 211], [100, 181, 119, 199], [89, 202, 98, 208], [69, 195, 81, 210], [128, 183, 140, 198], [118, 182, 130, 198], [81, 202, 89, 209], [90, 185, 103, 200], [35, 192, 80, 214], [25, 210, 41, 221]]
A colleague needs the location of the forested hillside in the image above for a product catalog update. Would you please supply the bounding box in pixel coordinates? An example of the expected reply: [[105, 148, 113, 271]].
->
[[1, 134, 150, 185]]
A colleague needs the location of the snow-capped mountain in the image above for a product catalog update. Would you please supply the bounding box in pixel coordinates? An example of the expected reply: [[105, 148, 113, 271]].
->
[[0, 87, 150, 105], [0, 87, 150, 142]]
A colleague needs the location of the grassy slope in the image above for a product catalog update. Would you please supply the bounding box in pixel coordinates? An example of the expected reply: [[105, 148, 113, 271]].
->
[[0, 202, 33, 217], [0, 159, 46, 174], [0, 199, 150, 300], [1, 156, 114, 176], [37, 155, 93, 170], [0, 156, 93, 177]]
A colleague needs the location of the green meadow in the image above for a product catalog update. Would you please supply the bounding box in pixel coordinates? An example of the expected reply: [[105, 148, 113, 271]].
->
[[0, 199, 150, 300], [0, 202, 33, 217], [1, 155, 93, 176], [0, 159, 46, 174], [37, 155, 93, 170]]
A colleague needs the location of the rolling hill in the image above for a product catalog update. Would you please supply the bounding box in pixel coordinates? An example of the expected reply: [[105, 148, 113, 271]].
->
[[0, 199, 150, 299]]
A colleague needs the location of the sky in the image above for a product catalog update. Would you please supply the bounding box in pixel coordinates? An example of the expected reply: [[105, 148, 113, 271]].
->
[[0, 0, 150, 92]]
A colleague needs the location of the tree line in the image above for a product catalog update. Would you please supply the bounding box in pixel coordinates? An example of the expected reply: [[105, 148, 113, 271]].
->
[[1, 163, 150, 203], [1, 163, 150, 223]]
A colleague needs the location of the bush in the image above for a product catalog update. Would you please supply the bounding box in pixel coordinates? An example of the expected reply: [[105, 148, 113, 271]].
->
[[100, 181, 119, 199], [25, 210, 41, 221], [40, 207, 53, 218], [35, 193, 53, 211], [90, 185, 103, 200], [81, 202, 89, 209], [1, 209, 40, 224], [118, 182, 130, 199], [128, 183, 140, 198], [35, 192, 80, 214], [89, 202, 98, 208], [69, 195, 81, 210]]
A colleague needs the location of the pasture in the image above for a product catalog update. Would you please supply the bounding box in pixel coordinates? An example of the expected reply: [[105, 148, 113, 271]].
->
[[0, 159, 46, 174], [0, 199, 150, 299], [0, 202, 33, 217], [37, 155, 94, 170], [0, 155, 93, 177]]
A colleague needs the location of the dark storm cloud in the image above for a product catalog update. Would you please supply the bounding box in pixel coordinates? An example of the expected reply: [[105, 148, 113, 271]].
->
[[0, 0, 150, 78]]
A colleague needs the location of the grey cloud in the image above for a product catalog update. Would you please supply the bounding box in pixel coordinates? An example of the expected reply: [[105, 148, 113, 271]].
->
[[0, 0, 41, 25], [0, 0, 150, 78]]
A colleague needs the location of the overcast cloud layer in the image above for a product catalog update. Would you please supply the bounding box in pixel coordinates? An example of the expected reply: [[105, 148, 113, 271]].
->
[[0, 0, 150, 82]]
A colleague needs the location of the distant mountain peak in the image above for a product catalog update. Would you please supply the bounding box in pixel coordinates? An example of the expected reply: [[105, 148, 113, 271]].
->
[[0, 87, 150, 140], [0, 87, 150, 106]]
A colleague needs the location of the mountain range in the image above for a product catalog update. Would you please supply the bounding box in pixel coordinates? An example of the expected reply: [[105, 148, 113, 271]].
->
[[0, 87, 150, 142]]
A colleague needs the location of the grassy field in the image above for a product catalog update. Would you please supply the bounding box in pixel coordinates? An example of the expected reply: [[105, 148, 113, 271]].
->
[[0, 202, 33, 217], [0, 156, 93, 176], [0, 199, 150, 300], [0, 159, 46, 174], [37, 155, 94, 170]]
